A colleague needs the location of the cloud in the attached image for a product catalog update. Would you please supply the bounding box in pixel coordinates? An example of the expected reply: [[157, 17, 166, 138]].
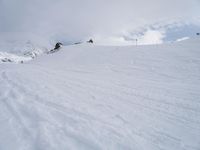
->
[[94, 30, 166, 45], [139, 30, 166, 45], [0, 0, 199, 45]]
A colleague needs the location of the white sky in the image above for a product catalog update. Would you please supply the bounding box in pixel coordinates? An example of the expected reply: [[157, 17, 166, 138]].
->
[[0, 0, 199, 45]]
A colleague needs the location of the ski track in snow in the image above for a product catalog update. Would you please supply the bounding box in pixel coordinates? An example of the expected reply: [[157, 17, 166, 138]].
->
[[0, 40, 200, 150]]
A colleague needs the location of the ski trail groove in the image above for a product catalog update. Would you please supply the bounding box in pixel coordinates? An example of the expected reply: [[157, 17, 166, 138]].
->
[[0, 71, 38, 149]]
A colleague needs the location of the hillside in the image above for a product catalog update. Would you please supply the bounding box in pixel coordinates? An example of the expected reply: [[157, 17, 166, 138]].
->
[[0, 39, 200, 150]]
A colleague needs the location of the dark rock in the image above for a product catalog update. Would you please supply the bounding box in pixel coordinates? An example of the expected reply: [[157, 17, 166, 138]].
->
[[87, 39, 94, 44], [74, 42, 82, 45], [47, 42, 63, 54], [54, 42, 63, 50], [1, 58, 12, 62]]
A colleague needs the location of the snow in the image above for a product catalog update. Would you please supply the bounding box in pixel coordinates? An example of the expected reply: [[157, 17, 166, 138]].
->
[[0, 33, 52, 63], [0, 39, 200, 150], [176, 37, 190, 42], [0, 52, 32, 64]]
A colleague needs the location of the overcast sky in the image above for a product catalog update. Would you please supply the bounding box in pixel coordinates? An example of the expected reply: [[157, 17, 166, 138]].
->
[[0, 0, 200, 45]]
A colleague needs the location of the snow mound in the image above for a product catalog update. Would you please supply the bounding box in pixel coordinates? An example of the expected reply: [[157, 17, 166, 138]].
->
[[0, 52, 32, 63], [0, 39, 200, 150]]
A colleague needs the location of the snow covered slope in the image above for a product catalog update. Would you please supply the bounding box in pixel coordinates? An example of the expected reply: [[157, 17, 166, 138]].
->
[[0, 39, 200, 150], [0, 33, 52, 63]]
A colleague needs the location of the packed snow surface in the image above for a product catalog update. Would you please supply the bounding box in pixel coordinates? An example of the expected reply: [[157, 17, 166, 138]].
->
[[0, 39, 200, 150]]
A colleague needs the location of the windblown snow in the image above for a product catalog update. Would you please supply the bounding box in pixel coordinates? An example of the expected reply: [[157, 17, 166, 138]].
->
[[0, 39, 200, 150]]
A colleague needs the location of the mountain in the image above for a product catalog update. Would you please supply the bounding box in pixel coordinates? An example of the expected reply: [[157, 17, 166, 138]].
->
[[0, 39, 200, 150]]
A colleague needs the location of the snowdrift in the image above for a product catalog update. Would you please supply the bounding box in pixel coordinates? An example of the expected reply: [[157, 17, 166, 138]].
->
[[0, 39, 200, 150]]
